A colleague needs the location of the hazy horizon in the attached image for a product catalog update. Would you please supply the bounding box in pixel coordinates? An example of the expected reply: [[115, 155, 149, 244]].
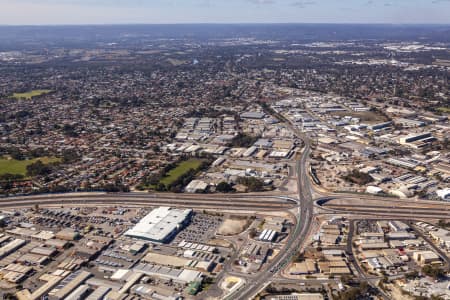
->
[[1, 22, 450, 26], [0, 0, 449, 25]]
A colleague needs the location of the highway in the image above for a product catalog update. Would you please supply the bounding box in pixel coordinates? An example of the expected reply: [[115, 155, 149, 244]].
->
[[0, 193, 297, 211], [315, 196, 450, 219], [318, 196, 450, 210], [2, 192, 449, 219], [226, 123, 315, 300]]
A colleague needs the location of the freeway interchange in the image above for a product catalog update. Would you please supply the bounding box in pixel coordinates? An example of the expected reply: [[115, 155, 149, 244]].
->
[[2, 192, 449, 220]]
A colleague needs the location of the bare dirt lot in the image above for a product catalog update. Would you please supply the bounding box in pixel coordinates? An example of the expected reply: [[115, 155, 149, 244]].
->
[[208, 238, 233, 248], [217, 218, 250, 235]]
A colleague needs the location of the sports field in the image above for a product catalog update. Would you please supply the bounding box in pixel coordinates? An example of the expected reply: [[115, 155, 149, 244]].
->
[[160, 158, 203, 186], [12, 89, 52, 100], [0, 157, 60, 176]]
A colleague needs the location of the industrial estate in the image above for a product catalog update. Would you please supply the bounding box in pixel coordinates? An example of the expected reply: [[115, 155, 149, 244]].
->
[[0, 24, 449, 300]]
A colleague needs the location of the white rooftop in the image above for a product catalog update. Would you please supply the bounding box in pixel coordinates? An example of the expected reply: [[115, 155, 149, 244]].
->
[[125, 207, 192, 242], [437, 188, 450, 200]]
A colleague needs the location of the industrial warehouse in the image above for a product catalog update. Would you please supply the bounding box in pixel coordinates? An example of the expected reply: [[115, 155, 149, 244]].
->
[[125, 207, 193, 243]]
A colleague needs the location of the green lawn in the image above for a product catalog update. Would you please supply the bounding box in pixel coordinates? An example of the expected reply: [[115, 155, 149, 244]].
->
[[12, 89, 52, 100], [0, 157, 61, 176], [160, 159, 203, 186], [437, 107, 450, 114]]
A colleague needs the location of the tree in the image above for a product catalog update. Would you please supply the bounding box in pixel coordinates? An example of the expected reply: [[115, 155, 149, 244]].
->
[[422, 265, 445, 279], [0, 173, 24, 181], [229, 133, 259, 148], [7, 147, 24, 160], [293, 251, 304, 262], [341, 275, 353, 285], [216, 181, 234, 193], [3, 293, 17, 300], [237, 177, 264, 192], [62, 149, 80, 164], [442, 138, 449, 150], [62, 124, 78, 137], [26, 160, 52, 177], [155, 183, 166, 192], [342, 169, 373, 185], [101, 184, 129, 193], [437, 219, 450, 229], [147, 175, 161, 186], [405, 270, 419, 280], [29, 147, 48, 158]]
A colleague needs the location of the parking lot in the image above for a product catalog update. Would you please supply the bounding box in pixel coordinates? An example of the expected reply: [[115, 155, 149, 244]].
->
[[173, 212, 223, 244]]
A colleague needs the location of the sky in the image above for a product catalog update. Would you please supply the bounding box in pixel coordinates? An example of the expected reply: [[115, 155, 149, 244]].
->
[[0, 0, 449, 25]]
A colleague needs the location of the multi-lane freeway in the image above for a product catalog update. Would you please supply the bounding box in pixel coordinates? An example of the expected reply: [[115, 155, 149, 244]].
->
[[0, 192, 297, 211], [226, 125, 315, 300], [315, 196, 450, 219]]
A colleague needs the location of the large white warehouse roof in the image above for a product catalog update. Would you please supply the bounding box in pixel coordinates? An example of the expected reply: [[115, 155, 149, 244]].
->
[[125, 207, 192, 243]]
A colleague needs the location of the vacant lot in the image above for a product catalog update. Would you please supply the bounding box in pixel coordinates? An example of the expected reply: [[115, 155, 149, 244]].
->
[[217, 218, 250, 235], [208, 238, 233, 248], [160, 158, 203, 186], [12, 89, 52, 100], [0, 157, 60, 176]]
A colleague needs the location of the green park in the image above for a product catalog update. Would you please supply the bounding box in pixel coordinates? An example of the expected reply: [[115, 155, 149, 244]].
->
[[11, 89, 52, 100], [159, 158, 204, 186], [0, 156, 61, 178]]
